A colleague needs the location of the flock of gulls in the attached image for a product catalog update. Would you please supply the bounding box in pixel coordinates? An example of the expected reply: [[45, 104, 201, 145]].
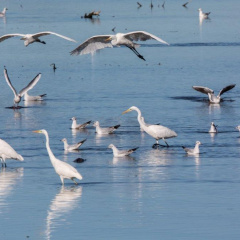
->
[[0, 4, 238, 185]]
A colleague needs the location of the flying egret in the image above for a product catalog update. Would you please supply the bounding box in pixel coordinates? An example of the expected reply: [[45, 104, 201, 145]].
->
[[24, 92, 46, 101], [0, 8, 7, 17], [198, 8, 211, 19], [108, 144, 138, 157], [122, 106, 177, 147], [182, 141, 201, 155], [33, 129, 83, 185], [209, 122, 218, 133], [61, 138, 87, 151], [192, 84, 236, 104], [4, 67, 41, 108], [70, 31, 169, 61], [93, 121, 120, 134], [0, 31, 77, 46], [71, 117, 92, 129], [0, 138, 24, 167]]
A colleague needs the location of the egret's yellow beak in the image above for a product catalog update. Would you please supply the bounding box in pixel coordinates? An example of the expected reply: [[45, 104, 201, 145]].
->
[[122, 109, 131, 114], [33, 130, 41, 133], [105, 36, 112, 41]]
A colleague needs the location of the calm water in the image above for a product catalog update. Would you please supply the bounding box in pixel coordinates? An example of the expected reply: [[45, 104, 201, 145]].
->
[[0, 0, 240, 239]]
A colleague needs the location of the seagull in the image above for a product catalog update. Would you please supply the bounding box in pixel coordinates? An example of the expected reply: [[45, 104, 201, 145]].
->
[[122, 106, 177, 147], [4, 67, 41, 108], [70, 31, 169, 61], [0, 31, 77, 46], [71, 117, 92, 129], [0, 8, 7, 17], [33, 129, 83, 185], [108, 144, 138, 157], [93, 121, 120, 134], [0, 138, 24, 167], [192, 84, 236, 104], [209, 122, 218, 133], [24, 92, 46, 101], [198, 8, 211, 19], [61, 138, 87, 151], [182, 141, 201, 155], [236, 126, 240, 132]]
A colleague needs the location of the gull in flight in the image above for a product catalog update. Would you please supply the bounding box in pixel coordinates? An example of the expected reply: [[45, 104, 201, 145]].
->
[[70, 31, 169, 61], [93, 121, 120, 134], [108, 144, 138, 157], [0, 8, 7, 17], [182, 141, 201, 155], [71, 117, 92, 129], [0, 31, 77, 46], [33, 129, 83, 185], [61, 138, 87, 151], [4, 68, 41, 108], [0, 138, 24, 167], [192, 84, 236, 104], [209, 122, 218, 133], [198, 8, 211, 19], [122, 106, 177, 148]]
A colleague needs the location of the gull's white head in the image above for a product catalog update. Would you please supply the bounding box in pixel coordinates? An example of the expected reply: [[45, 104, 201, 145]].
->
[[196, 141, 201, 146], [198, 8, 202, 12], [236, 126, 240, 131], [108, 144, 114, 149], [93, 121, 99, 127], [71, 117, 77, 121], [61, 138, 67, 143]]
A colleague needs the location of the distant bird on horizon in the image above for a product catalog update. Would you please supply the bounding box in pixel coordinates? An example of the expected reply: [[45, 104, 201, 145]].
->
[[182, 2, 189, 8], [198, 8, 211, 19], [108, 144, 138, 157], [93, 121, 120, 134], [0, 8, 7, 17], [182, 141, 201, 155], [209, 122, 218, 133]]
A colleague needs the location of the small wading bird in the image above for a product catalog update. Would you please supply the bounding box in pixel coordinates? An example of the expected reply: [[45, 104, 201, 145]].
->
[[192, 84, 236, 104], [0, 31, 77, 46], [198, 8, 211, 19], [93, 121, 120, 134], [108, 144, 138, 157], [0, 7, 7, 17], [4, 68, 41, 108], [61, 138, 87, 151], [182, 141, 201, 155], [33, 129, 83, 185], [70, 31, 169, 61], [0, 138, 24, 167], [71, 117, 92, 129], [122, 106, 177, 148], [209, 122, 218, 133]]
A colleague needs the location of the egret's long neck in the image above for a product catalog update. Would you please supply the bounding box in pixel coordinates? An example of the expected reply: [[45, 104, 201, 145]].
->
[[44, 132, 57, 167], [134, 108, 145, 128]]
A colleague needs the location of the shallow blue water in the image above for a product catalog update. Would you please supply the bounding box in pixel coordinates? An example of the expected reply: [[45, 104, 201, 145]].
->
[[0, 0, 240, 239]]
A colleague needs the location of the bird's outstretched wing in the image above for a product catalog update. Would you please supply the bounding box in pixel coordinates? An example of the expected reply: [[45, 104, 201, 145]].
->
[[4, 68, 18, 97], [123, 31, 169, 45], [70, 35, 113, 55], [32, 31, 77, 43], [192, 86, 214, 95], [19, 73, 41, 97], [0, 33, 25, 43], [218, 84, 236, 97]]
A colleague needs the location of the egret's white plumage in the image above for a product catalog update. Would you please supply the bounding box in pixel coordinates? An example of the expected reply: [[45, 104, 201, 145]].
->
[[192, 84, 236, 104], [70, 31, 169, 61], [0, 8, 7, 17], [4, 68, 41, 107], [61, 138, 86, 151], [182, 141, 201, 155], [122, 106, 177, 147], [108, 144, 138, 157], [93, 121, 120, 135], [0, 139, 24, 167], [24, 92, 46, 101], [0, 31, 77, 46], [209, 122, 218, 133], [33, 129, 83, 185], [198, 8, 211, 19], [71, 117, 91, 129]]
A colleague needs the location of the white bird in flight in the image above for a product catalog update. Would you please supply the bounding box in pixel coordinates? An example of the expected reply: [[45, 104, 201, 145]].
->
[[93, 121, 120, 134], [61, 138, 87, 151], [198, 8, 211, 19], [71, 117, 92, 129], [108, 144, 138, 157], [182, 141, 201, 155], [192, 84, 236, 104], [33, 129, 83, 185], [70, 31, 169, 61], [209, 122, 218, 133], [122, 106, 177, 147], [0, 138, 24, 167], [0, 8, 7, 17], [4, 68, 41, 108], [0, 31, 77, 46]]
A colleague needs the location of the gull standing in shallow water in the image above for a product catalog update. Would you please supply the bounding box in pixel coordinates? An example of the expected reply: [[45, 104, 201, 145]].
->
[[122, 106, 177, 148], [108, 144, 138, 157], [70, 31, 169, 61], [4, 68, 41, 108], [0, 8, 7, 17], [209, 122, 218, 133], [0, 31, 77, 46], [182, 141, 201, 155], [71, 117, 92, 129], [192, 84, 236, 104], [61, 138, 87, 151], [93, 121, 120, 134], [198, 8, 211, 19], [33, 130, 83, 185]]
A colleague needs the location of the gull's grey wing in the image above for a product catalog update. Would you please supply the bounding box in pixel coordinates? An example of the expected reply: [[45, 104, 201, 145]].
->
[[182, 146, 192, 153], [19, 73, 41, 97], [79, 121, 92, 128], [32, 31, 77, 42], [218, 84, 236, 97], [123, 31, 169, 45], [70, 35, 113, 55], [0, 33, 25, 43], [192, 86, 214, 95], [4, 68, 18, 97]]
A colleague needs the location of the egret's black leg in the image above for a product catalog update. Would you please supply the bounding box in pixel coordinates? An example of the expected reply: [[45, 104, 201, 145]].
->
[[126, 46, 146, 61]]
